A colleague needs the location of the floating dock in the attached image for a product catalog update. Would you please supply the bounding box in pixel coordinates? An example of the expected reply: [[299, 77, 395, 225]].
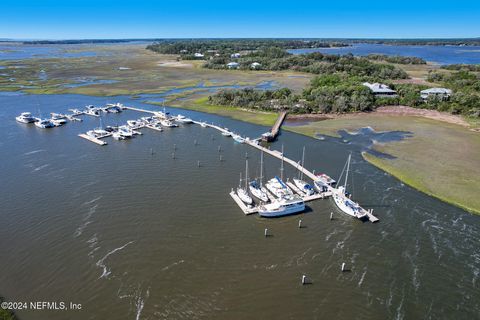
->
[[78, 133, 108, 145], [262, 111, 287, 142]]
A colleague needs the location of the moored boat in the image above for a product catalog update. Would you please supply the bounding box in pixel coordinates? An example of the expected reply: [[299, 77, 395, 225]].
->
[[293, 178, 315, 196], [34, 119, 54, 128], [16, 112, 37, 123], [259, 197, 305, 218]]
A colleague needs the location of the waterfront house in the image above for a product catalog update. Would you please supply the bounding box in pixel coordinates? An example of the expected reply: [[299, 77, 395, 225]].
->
[[363, 82, 398, 97], [180, 49, 188, 54], [250, 62, 262, 69], [194, 52, 204, 58], [421, 88, 452, 100], [231, 53, 241, 58], [227, 62, 240, 69]]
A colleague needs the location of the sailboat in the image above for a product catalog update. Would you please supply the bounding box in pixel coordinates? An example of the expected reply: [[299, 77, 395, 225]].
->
[[249, 151, 269, 202], [265, 145, 293, 199], [293, 146, 315, 196], [332, 154, 368, 220], [237, 160, 253, 205]]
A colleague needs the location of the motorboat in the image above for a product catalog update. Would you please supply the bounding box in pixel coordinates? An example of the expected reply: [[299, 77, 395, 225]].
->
[[314, 179, 329, 193], [160, 119, 178, 127], [34, 119, 54, 128], [16, 112, 37, 123], [293, 178, 315, 196], [221, 130, 231, 137], [50, 113, 67, 126], [84, 106, 101, 117], [118, 125, 134, 138], [104, 126, 118, 133], [176, 114, 193, 123], [68, 108, 83, 115], [232, 134, 245, 143], [316, 173, 336, 186], [200, 122, 207, 128], [127, 120, 143, 128], [259, 197, 305, 218], [112, 131, 126, 140]]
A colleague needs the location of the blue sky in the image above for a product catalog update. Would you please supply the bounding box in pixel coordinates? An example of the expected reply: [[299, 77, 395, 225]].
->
[[1, 0, 479, 39]]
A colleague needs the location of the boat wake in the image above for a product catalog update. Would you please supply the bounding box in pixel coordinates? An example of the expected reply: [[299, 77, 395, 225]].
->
[[74, 204, 98, 238], [161, 259, 185, 271], [96, 241, 134, 279], [24, 149, 46, 156], [32, 163, 50, 172]]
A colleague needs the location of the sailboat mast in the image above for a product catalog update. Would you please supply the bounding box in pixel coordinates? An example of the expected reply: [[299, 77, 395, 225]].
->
[[260, 151, 264, 188], [239, 172, 242, 189], [300, 146, 305, 180], [245, 159, 249, 190], [280, 144, 284, 181], [344, 154, 351, 189]]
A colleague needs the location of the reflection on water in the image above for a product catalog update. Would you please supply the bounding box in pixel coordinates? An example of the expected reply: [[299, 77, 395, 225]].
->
[[0, 93, 479, 320]]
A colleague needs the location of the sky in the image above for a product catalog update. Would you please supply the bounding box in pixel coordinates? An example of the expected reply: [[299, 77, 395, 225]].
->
[[1, 0, 479, 39]]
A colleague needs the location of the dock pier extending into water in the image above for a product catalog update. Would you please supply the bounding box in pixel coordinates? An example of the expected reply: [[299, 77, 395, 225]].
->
[[76, 104, 379, 223]]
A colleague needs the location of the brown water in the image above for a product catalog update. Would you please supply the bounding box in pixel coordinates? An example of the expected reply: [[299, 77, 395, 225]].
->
[[0, 93, 479, 320]]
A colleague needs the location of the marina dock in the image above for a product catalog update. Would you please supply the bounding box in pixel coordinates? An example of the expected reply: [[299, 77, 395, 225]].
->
[[40, 103, 378, 222], [262, 111, 287, 142]]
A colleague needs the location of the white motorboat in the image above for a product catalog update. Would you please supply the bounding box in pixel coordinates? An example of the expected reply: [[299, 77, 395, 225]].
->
[[221, 129, 231, 137], [332, 154, 368, 220], [85, 107, 101, 117], [69, 108, 83, 115], [34, 119, 54, 128], [316, 173, 336, 186], [232, 134, 245, 143], [51, 119, 66, 127], [160, 119, 178, 127], [293, 178, 315, 196], [127, 120, 143, 128], [259, 197, 305, 218], [118, 125, 134, 138], [248, 151, 269, 202], [176, 114, 193, 123], [200, 122, 207, 128], [314, 179, 329, 193], [112, 131, 126, 140], [16, 112, 37, 123]]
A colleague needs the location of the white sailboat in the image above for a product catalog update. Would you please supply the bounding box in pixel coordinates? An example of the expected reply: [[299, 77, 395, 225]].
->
[[293, 146, 315, 196], [237, 160, 253, 205], [332, 154, 368, 220], [249, 151, 269, 202], [265, 145, 293, 199]]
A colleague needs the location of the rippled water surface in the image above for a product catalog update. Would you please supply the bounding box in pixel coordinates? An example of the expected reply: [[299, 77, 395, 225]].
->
[[0, 93, 479, 319]]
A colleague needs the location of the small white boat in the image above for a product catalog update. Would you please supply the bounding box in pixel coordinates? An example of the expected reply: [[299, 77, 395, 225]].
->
[[160, 119, 178, 127], [221, 128, 232, 137], [176, 115, 193, 123], [16, 112, 37, 123], [259, 197, 305, 218], [112, 131, 126, 140], [118, 125, 134, 138], [293, 178, 315, 196], [66, 115, 82, 122], [314, 179, 329, 193], [85, 108, 101, 117], [69, 108, 83, 115], [316, 173, 336, 186], [127, 120, 143, 128], [34, 119, 54, 128], [51, 119, 66, 127], [232, 134, 245, 143], [200, 122, 207, 128]]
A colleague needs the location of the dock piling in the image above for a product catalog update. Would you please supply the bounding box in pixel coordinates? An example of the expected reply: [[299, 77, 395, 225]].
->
[[264, 228, 268, 237], [341, 263, 346, 272], [298, 219, 302, 228], [197, 160, 201, 167], [330, 212, 333, 220]]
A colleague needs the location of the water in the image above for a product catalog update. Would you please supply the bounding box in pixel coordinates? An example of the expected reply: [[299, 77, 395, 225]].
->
[[0, 93, 479, 319], [289, 43, 480, 65]]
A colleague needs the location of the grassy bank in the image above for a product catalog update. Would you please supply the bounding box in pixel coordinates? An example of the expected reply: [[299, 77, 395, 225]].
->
[[285, 114, 480, 215], [149, 96, 278, 127]]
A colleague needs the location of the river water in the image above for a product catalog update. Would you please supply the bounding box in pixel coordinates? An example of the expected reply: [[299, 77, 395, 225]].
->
[[0, 92, 479, 319], [289, 43, 480, 65]]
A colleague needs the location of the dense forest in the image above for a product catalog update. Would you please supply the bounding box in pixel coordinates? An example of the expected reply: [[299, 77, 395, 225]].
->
[[208, 70, 480, 117], [146, 39, 348, 55], [204, 47, 409, 80]]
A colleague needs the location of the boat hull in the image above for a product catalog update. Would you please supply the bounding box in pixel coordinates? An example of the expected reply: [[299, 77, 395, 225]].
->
[[259, 201, 305, 218]]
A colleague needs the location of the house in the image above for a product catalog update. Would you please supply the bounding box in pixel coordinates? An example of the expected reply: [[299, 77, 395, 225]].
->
[[227, 62, 239, 69], [194, 53, 204, 58], [250, 62, 261, 69], [180, 49, 188, 54], [230, 53, 241, 58], [362, 82, 397, 97], [420, 88, 452, 100]]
